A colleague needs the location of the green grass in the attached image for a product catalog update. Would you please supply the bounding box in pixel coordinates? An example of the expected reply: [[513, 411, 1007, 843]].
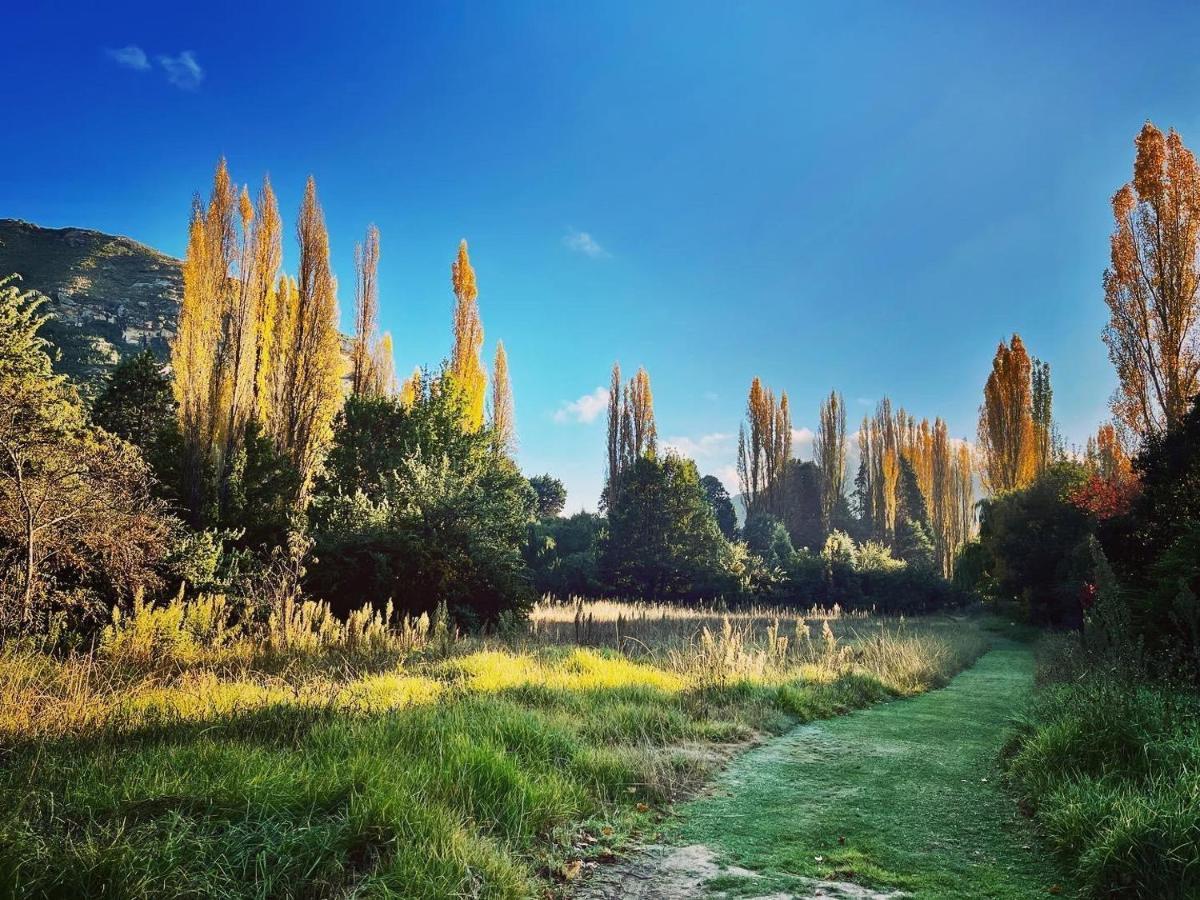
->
[[1002, 646, 1200, 899], [0, 610, 987, 898], [664, 642, 1073, 898]]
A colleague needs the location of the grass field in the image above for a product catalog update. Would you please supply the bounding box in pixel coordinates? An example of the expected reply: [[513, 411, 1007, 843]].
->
[[0, 598, 987, 898]]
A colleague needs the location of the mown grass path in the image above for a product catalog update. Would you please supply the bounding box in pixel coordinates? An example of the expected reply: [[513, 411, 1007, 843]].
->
[[585, 642, 1074, 899]]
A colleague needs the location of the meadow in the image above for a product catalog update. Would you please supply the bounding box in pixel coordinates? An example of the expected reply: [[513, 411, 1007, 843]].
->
[[0, 597, 987, 898]]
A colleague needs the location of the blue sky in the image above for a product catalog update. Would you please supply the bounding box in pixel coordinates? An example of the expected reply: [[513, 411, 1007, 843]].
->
[[5, 1, 1200, 510]]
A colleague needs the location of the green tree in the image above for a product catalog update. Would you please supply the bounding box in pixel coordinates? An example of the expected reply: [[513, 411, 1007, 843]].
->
[[528, 474, 567, 518], [309, 373, 535, 624], [91, 349, 181, 498], [700, 475, 738, 539], [599, 454, 734, 600], [0, 276, 172, 631]]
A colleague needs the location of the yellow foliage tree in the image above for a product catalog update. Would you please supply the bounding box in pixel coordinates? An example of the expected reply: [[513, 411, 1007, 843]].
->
[[450, 240, 486, 430], [490, 340, 515, 454]]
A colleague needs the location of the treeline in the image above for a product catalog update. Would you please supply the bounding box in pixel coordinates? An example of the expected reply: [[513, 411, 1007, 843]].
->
[[529, 366, 978, 613]]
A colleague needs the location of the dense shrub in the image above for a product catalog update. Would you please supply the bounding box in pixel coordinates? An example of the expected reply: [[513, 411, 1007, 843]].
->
[[309, 381, 536, 626], [525, 512, 603, 598], [1004, 640, 1200, 898], [599, 454, 738, 601]]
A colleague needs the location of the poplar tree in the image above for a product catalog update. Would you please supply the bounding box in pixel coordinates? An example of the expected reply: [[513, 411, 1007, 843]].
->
[[814, 390, 846, 530], [351, 224, 382, 396], [269, 178, 344, 496], [736, 377, 791, 515], [251, 177, 282, 421], [977, 334, 1037, 494], [1104, 122, 1200, 437], [605, 362, 622, 497], [1031, 358, 1054, 472], [490, 340, 515, 454], [450, 240, 487, 430]]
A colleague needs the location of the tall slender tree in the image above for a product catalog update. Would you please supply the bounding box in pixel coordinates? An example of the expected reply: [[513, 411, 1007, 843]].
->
[[1031, 357, 1054, 472], [251, 176, 282, 422], [1103, 122, 1200, 437], [605, 362, 622, 498], [814, 390, 847, 530], [977, 334, 1037, 494], [450, 240, 487, 430], [490, 340, 515, 454], [350, 224, 382, 396], [269, 177, 343, 496], [736, 377, 791, 514]]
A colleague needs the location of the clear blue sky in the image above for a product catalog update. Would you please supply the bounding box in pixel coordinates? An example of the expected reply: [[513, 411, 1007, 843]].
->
[[5, 1, 1199, 509]]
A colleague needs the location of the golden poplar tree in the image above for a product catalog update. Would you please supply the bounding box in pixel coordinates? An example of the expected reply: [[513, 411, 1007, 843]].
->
[[977, 334, 1037, 494], [626, 367, 657, 459], [268, 178, 344, 495], [370, 332, 397, 396], [172, 158, 258, 518], [251, 176, 282, 422], [814, 390, 846, 530], [450, 240, 487, 430], [736, 377, 791, 514], [490, 340, 515, 454], [1104, 122, 1200, 437], [351, 224, 382, 396]]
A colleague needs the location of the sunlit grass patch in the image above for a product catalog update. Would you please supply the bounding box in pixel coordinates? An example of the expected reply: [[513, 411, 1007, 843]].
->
[[0, 606, 990, 897]]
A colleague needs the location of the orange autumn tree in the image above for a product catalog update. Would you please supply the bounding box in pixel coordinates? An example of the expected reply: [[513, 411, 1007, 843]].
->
[[977, 334, 1037, 494], [736, 377, 791, 515], [1104, 122, 1200, 438]]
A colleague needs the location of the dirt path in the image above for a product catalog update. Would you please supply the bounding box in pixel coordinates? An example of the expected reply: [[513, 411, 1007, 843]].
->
[[580, 643, 1071, 899]]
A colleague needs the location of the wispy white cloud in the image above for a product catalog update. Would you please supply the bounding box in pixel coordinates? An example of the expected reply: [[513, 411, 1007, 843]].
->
[[663, 432, 733, 459], [703, 390, 719, 402], [158, 51, 204, 90], [553, 387, 609, 424], [562, 228, 609, 259], [714, 464, 740, 495], [791, 426, 815, 455], [106, 45, 150, 71]]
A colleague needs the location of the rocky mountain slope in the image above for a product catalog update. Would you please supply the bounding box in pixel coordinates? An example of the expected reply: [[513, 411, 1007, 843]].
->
[[0, 219, 182, 384]]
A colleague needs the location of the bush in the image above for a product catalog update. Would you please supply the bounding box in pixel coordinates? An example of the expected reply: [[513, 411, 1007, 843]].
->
[[1004, 640, 1200, 898], [309, 381, 535, 626]]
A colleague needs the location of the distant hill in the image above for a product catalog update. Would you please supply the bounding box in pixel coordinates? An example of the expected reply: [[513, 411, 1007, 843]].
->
[[0, 219, 182, 385]]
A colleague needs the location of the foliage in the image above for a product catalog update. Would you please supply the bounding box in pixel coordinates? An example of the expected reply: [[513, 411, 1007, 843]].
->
[[91, 349, 182, 497], [1099, 395, 1200, 670], [978, 333, 1038, 494], [599, 454, 735, 600], [743, 512, 793, 570], [309, 379, 535, 625], [1103, 122, 1200, 437], [528, 473, 567, 518], [0, 276, 173, 633], [449, 240, 487, 431], [524, 512, 602, 598], [974, 462, 1093, 627], [700, 474, 738, 539], [490, 340, 515, 454], [736, 376, 790, 514]]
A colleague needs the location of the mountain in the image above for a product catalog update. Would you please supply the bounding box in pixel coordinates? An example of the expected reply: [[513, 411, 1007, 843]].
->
[[0, 219, 182, 385]]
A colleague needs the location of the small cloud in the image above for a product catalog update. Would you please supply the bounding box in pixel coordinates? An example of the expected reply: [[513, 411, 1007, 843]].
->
[[703, 391, 719, 402], [106, 45, 150, 71], [714, 464, 740, 494], [562, 228, 609, 259], [158, 51, 204, 90], [554, 387, 609, 424], [663, 432, 733, 459], [856, 397, 873, 407]]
